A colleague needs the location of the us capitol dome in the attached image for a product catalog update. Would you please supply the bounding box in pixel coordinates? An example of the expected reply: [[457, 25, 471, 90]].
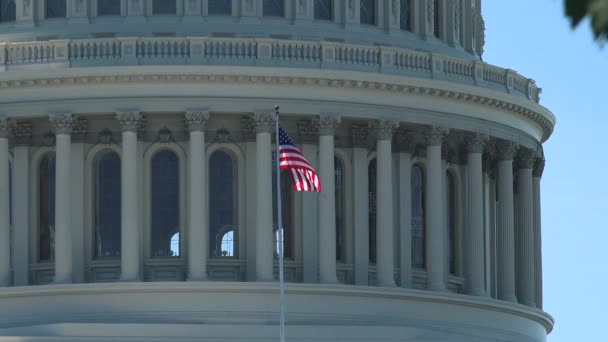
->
[[0, 1, 555, 341]]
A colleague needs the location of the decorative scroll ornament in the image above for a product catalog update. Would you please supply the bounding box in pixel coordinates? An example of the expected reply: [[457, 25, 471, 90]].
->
[[116, 111, 143, 132], [517, 148, 537, 170], [98, 128, 113, 144], [49, 113, 75, 135], [373, 120, 398, 141], [12, 121, 32, 145], [184, 111, 210, 132], [158, 127, 173, 143], [318, 113, 341, 136], [464, 133, 489, 153], [495, 140, 519, 161], [350, 124, 370, 148], [215, 128, 231, 143], [533, 158, 545, 178], [252, 112, 275, 134], [0, 117, 9, 139], [424, 126, 448, 146]]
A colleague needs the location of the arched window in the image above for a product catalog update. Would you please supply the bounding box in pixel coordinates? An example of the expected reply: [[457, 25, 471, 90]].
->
[[98, 0, 121, 16], [46, 0, 66, 18], [360, 0, 376, 25], [93, 151, 121, 258], [208, 0, 231, 15], [314, 0, 332, 21], [152, 0, 176, 15], [39, 153, 56, 262], [273, 167, 292, 259], [210, 150, 238, 257], [170, 232, 180, 257], [400, 0, 411, 31], [263, 0, 284, 17], [150, 150, 180, 257], [447, 171, 456, 274], [411, 164, 425, 269], [434, 0, 441, 38], [335, 156, 344, 261], [0, 0, 16, 22], [368, 158, 376, 264]]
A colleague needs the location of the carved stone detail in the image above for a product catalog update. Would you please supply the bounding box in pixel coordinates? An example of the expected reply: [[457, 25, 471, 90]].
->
[[0, 117, 9, 139], [214, 128, 231, 144], [98, 129, 114, 144], [252, 112, 275, 134], [297, 120, 319, 144], [158, 127, 173, 143], [464, 133, 489, 153], [116, 111, 143, 132], [12, 121, 32, 145], [424, 126, 448, 146], [533, 158, 545, 178], [495, 140, 519, 161], [394, 128, 414, 153], [351, 125, 370, 148], [373, 120, 398, 141], [318, 113, 341, 136], [42, 132, 56, 146], [49, 113, 75, 135], [184, 111, 210, 132], [517, 148, 537, 170], [72, 118, 88, 141]]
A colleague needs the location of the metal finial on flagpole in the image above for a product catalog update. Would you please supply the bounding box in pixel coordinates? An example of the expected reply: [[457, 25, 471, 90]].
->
[[274, 104, 286, 342]]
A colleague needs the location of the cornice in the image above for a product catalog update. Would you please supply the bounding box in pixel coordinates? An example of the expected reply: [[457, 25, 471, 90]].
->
[[0, 73, 554, 142]]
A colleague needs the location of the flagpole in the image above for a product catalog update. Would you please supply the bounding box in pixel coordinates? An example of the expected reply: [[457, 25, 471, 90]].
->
[[274, 105, 286, 342]]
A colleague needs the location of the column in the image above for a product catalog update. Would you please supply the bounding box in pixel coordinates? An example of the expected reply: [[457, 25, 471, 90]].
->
[[419, 0, 436, 39], [533, 157, 545, 309], [351, 125, 369, 286], [464, 133, 488, 296], [71, 119, 87, 284], [116, 111, 143, 281], [127, 0, 145, 21], [318, 114, 341, 284], [253, 112, 275, 282], [69, 0, 89, 22], [425, 126, 447, 291], [0, 117, 9, 286], [375, 120, 397, 287], [16, 0, 34, 26], [185, 111, 210, 280], [11, 122, 31, 286], [396, 129, 413, 288], [495, 140, 518, 302], [517, 149, 536, 306], [49, 114, 75, 284], [245, 138, 257, 281]]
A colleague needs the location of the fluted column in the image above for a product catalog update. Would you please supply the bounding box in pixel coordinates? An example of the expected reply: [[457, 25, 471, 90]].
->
[[496, 140, 518, 302], [318, 114, 341, 284], [49, 114, 75, 284], [0, 117, 9, 286], [117, 111, 143, 281], [185, 111, 210, 281], [517, 149, 536, 306], [253, 112, 275, 281], [396, 129, 414, 288], [464, 133, 488, 296], [375, 120, 397, 287], [533, 158, 545, 309], [425, 126, 448, 291]]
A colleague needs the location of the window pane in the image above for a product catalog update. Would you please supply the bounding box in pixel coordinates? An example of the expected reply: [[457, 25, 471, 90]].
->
[[208, 0, 231, 15], [263, 0, 284, 17], [46, 0, 66, 18], [0, 0, 16, 22], [94, 151, 121, 258], [153, 0, 176, 15], [447, 171, 456, 274], [39, 153, 56, 262], [272, 153, 292, 259], [314, 0, 332, 21], [98, 0, 121, 16], [400, 0, 411, 31], [411, 164, 425, 269], [210, 150, 238, 257], [434, 0, 441, 37], [368, 158, 376, 264], [360, 0, 375, 25], [151, 150, 180, 257], [335, 156, 344, 261]]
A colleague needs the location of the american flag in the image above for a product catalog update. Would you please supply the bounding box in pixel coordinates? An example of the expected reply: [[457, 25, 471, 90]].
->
[[278, 127, 322, 192]]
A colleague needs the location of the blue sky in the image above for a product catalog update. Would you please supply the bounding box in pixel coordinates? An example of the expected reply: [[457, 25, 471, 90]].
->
[[482, 1, 608, 341]]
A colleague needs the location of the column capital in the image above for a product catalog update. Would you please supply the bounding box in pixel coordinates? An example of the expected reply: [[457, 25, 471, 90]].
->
[[49, 113, 75, 135], [533, 158, 546, 178], [495, 140, 519, 161], [394, 128, 415, 153], [373, 120, 399, 141], [116, 111, 143, 132], [424, 126, 449, 146], [0, 116, 9, 138], [297, 120, 319, 144], [465, 133, 489, 153], [252, 112, 275, 134], [351, 124, 370, 148], [517, 149, 537, 170], [318, 113, 341, 136], [184, 111, 210, 132]]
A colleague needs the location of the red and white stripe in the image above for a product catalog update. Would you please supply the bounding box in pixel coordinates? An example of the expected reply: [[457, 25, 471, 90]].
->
[[279, 145, 322, 192]]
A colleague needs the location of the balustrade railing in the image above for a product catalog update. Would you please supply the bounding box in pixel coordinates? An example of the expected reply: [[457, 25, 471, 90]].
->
[[0, 37, 540, 103]]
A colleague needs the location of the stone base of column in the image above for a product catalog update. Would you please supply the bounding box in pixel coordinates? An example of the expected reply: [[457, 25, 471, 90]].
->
[[187, 274, 208, 282], [428, 282, 447, 292]]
